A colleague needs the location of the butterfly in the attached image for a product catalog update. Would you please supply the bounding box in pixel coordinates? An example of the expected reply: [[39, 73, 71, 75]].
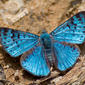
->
[[0, 11, 85, 77]]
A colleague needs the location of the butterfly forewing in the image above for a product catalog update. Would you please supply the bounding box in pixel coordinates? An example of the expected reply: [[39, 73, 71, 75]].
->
[[0, 28, 39, 57], [50, 11, 85, 44]]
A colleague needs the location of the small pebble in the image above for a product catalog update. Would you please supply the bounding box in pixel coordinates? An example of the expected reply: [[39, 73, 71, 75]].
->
[[82, 0, 85, 2], [4, 65, 10, 69], [51, 76, 62, 83], [72, 81, 80, 85], [14, 70, 19, 76]]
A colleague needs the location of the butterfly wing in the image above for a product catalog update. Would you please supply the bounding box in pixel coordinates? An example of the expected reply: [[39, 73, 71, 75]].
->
[[0, 28, 39, 57], [20, 44, 50, 76], [53, 41, 80, 71], [50, 11, 85, 44]]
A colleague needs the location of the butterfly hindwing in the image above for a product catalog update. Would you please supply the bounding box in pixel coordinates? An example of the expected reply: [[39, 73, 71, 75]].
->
[[53, 41, 80, 71], [50, 11, 85, 44], [0, 28, 39, 57], [20, 43, 50, 76]]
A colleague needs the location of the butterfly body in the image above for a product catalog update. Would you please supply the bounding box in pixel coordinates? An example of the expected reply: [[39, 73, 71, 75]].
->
[[40, 32, 53, 65], [0, 11, 85, 76]]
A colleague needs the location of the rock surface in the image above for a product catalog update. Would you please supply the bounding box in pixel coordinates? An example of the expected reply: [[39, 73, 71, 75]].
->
[[0, 0, 85, 85]]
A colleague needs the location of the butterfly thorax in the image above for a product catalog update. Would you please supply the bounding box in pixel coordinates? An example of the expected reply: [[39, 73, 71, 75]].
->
[[40, 33, 51, 49], [40, 32, 53, 66]]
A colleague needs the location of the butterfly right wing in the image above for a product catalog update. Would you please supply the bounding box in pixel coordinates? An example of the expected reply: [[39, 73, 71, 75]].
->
[[20, 43, 50, 76]]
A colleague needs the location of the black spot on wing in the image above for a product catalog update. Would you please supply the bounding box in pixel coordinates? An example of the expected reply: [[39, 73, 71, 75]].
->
[[67, 24, 70, 28]]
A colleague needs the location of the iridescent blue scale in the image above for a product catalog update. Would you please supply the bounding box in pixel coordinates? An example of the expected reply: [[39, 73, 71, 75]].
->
[[0, 11, 85, 76]]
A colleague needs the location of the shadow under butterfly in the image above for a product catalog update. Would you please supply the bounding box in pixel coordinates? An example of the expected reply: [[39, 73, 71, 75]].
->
[[0, 11, 85, 77]]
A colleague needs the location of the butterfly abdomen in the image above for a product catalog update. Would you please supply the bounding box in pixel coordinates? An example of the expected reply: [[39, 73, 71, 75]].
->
[[45, 49, 54, 66]]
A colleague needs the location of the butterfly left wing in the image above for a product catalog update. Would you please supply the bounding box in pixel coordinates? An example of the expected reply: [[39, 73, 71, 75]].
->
[[53, 41, 80, 71], [50, 11, 85, 44], [20, 43, 50, 76], [0, 28, 39, 57]]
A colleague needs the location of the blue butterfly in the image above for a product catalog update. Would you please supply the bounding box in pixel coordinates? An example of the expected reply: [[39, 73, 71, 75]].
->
[[0, 11, 85, 76]]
